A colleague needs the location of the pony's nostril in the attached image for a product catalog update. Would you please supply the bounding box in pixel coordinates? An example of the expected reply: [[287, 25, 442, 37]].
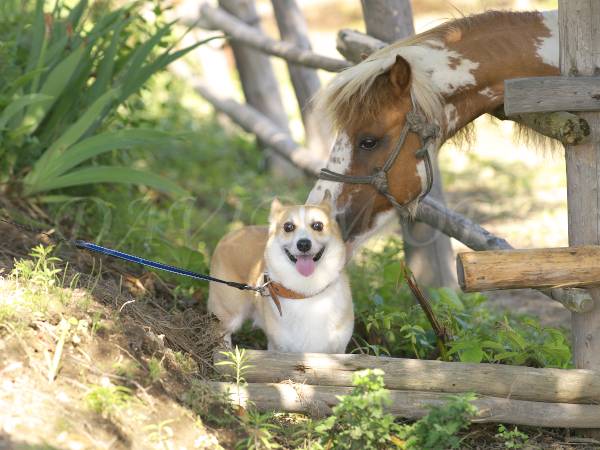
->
[[296, 239, 312, 253]]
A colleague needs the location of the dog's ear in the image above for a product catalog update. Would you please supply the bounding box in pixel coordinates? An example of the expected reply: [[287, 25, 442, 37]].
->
[[319, 190, 333, 214], [269, 197, 283, 221]]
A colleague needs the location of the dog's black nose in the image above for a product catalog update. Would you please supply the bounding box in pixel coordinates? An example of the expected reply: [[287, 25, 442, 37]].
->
[[296, 239, 312, 253]]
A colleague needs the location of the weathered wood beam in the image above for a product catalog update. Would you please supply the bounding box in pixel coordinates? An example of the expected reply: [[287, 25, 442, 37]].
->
[[505, 76, 600, 115], [271, 0, 331, 160], [199, 4, 351, 72], [560, 0, 600, 375], [360, 0, 414, 43], [337, 30, 590, 146], [336, 28, 386, 63], [457, 246, 600, 292], [218, 0, 292, 175], [210, 381, 600, 428], [214, 349, 600, 405], [492, 106, 590, 146]]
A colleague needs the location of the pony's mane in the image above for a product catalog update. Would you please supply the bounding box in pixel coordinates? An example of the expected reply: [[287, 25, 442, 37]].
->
[[317, 10, 544, 133]]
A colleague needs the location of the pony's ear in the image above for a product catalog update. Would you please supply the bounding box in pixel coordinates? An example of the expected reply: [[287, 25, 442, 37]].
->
[[389, 54, 411, 95]]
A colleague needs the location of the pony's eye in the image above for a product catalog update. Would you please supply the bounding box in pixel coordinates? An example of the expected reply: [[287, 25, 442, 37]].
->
[[283, 222, 296, 233], [311, 221, 324, 232], [358, 137, 378, 151]]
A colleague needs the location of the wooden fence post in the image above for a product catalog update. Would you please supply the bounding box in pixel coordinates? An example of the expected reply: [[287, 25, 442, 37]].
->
[[360, 0, 457, 288], [218, 0, 295, 174], [271, 0, 331, 160], [559, 0, 600, 372]]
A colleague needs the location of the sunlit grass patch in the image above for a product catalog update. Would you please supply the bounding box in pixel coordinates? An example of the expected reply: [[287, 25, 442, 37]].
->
[[85, 383, 133, 418]]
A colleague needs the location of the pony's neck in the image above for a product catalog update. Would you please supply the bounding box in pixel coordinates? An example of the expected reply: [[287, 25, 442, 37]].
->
[[411, 10, 560, 138]]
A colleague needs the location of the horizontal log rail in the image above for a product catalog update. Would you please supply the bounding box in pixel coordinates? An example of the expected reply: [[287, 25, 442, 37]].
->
[[199, 4, 351, 72], [458, 245, 600, 292], [505, 76, 600, 115], [211, 381, 600, 428], [214, 349, 600, 405]]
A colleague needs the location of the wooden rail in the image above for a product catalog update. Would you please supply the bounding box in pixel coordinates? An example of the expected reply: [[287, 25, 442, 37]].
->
[[211, 381, 600, 428], [214, 349, 600, 404], [458, 246, 600, 292], [199, 4, 351, 72]]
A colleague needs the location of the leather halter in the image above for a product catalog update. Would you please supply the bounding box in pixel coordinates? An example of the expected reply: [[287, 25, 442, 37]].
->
[[318, 101, 439, 213]]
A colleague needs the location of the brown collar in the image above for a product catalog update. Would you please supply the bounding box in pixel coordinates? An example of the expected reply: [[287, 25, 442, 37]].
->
[[263, 273, 309, 317]]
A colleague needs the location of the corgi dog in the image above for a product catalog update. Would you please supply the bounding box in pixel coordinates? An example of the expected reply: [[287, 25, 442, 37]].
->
[[208, 194, 353, 353]]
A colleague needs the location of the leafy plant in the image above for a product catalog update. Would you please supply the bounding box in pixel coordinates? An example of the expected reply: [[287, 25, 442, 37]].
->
[[495, 424, 529, 449], [11, 244, 61, 288], [0, 0, 206, 198], [348, 238, 572, 368], [314, 369, 403, 449], [147, 356, 164, 383], [236, 410, 281, 450], [85, 384, 132, 417], [399, 393, 477, 449], [216, 346, 253, 407]]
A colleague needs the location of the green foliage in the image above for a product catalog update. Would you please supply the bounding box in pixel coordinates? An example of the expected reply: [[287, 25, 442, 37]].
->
[[349, 238, 572, 368], [147, 356, 164, 383], [314, 369, 403, 449], [0, 0, 203, 197], [84, 384, 132, 417], [236, 410, 281, 450], [398, 393, 477, 450], [495, 424, 529, 449], [309, 369, 477, 450], [216, 346, 253, 407], [11, 244, 61, 288]]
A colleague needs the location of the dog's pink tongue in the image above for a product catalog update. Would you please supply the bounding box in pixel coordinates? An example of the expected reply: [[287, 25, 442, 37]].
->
[[296, 255, 315, 277]]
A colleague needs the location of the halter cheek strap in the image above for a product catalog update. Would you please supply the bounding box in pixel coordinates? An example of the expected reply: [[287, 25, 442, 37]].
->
[[318, 104, 440, 212]]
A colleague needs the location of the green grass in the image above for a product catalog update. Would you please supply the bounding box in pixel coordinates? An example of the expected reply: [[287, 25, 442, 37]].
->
[[85, 384, 133, 417]]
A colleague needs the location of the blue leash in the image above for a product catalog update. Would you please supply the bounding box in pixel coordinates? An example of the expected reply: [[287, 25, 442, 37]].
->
[[1, 217, 262, 293]]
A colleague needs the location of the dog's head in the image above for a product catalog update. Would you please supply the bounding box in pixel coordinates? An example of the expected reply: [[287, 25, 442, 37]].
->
[[265, 192, 346, 296]]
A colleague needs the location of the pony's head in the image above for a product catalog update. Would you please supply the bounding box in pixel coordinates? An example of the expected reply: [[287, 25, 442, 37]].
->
[[309, 48, 443, 246]]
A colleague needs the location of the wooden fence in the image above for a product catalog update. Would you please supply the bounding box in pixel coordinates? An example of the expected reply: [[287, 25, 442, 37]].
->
[[173, 0, 600, 429]]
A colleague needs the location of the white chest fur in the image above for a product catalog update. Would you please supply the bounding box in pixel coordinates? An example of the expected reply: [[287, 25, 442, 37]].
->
[[255, 274, 353, 354]]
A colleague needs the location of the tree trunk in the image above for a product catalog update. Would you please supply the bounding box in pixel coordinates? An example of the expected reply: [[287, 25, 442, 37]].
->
[[217, 0, 294, 175], [360, 0, 457, 288], [271, 0, 331, 160]]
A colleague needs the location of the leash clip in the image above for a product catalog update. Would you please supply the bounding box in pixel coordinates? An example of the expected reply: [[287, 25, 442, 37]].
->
[[259, 274, 272, 297]]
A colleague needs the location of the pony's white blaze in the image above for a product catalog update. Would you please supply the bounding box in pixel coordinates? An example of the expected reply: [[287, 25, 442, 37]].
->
[[416, 160, 428, 192], [537, 10, 559, 68], [306, 133, 352, 206]]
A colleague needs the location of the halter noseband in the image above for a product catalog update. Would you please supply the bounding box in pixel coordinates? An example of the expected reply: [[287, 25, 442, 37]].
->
[[318, 103, 439, 212]]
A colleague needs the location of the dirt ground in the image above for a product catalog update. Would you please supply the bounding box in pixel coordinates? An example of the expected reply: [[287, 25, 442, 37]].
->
[[0, 220, 231, 449]]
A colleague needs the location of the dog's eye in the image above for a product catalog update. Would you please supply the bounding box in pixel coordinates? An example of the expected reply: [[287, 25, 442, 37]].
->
[[311, 221, 324, 232], [358, 136, 378, 151], [283, 222, 295, 233]]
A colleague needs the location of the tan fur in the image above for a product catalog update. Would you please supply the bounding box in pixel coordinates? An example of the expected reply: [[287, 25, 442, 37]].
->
[[208, 200, 353, 353]]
